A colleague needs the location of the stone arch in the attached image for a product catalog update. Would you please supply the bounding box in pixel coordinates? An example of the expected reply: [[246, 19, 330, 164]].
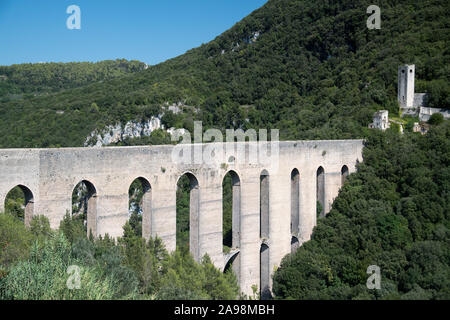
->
[[341, 165, 349, 186], [72, 180, 97, 237], [4, 185, 34, 227], [176, 172, 200, 260], [128, 177, 152, 239], [260, 169, 269, 239], [222, 170, 241, 281], [316, 166, 325, 218], [260, 243, 271, 300], [290, 168, 300, 236], [224, 250, 240, 283], [222, 170, 241, 249]]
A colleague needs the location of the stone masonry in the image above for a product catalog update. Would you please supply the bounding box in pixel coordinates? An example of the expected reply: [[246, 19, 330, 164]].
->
[[0, 140, 363, 296]]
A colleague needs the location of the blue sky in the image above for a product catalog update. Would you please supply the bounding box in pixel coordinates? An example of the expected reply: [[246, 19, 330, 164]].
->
[[0, 0, 267, 66]]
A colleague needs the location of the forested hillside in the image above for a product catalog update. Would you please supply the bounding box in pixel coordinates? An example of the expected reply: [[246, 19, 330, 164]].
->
[[0, 59, 146, 101], [273, 121, 450, 299], [0, 0, 448, 148]]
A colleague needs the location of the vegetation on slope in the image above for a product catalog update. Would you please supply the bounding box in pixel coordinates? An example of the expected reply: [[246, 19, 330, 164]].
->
[[0, 59, 146, 100], [0, 0, 448, 148], [0, 213, 240, 300], [273, 121, 450, 299]]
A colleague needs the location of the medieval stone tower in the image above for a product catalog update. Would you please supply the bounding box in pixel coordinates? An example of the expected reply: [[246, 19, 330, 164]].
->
[[398, 64, 415, 108]]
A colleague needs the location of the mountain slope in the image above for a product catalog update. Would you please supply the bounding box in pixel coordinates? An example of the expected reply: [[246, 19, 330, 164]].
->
[[0, 59, 146, 100], [0, 0, 448, 147]]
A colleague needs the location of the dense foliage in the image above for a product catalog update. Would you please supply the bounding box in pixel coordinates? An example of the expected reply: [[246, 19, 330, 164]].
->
[[222, 173, 233, 250], [0, 0, 448, 148], [176, 175, 191, 251], [3, 187, 26, 221], [0, 59, 146, 100], [0, 213, 239, 300], [273, 122, 450, 299]]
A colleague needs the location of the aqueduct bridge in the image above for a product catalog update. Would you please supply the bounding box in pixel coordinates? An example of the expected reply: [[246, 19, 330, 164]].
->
[[0, 140, 363, 297]]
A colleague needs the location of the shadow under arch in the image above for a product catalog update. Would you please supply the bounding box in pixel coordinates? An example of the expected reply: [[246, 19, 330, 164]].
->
[[128, 177, 152, 239], [176, 172, 200, 260], [72, 180, 97, 237], [222, 170, 241, 248], [291, 236, 299, 254], [316, 166, 325, 218], [290, 168, 300, 236], [224, 249, 240, 280], [222, 170, 241, 282], [260, 243, 271, 300], [260, 169, 269, 239], [4, 185, 34, 227], [341, 165, 349, 186]]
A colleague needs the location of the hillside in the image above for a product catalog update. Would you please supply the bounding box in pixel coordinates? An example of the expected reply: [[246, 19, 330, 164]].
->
[[0, 59, 146, 101], [0, 0, 448, 148], [273, 122, 450, 299]]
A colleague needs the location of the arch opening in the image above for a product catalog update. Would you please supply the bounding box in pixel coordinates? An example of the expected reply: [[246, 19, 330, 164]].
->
[[128, 177, 152, 238], [260, 243, 271, 300], [316, 166, 325, 218], [4, 185, 34, 226], [290, 169, 300, 236], [222, 171, 241, 250], [176, 172, 200, 260], [341, 165, 349, 186], [224, 251, 241, 284], [291, 236, 299, 254], [222, 170, 241, 282], [72, 180, 97, 237], [224, 252, 240, 273], [260, 170, 269, 239]]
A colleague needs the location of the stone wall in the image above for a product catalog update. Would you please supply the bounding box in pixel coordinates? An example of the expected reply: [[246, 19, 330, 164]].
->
[[419, 107, 450, 122], [413, 93, 429, 108], [0, 139, 364, 296]]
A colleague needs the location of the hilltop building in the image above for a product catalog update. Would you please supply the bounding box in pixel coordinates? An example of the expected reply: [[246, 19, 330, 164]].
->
[[397, 64, 450, 123], [398, 64, 429, 109], [369, 110, 390, 131], [398, 65, 416, 108]]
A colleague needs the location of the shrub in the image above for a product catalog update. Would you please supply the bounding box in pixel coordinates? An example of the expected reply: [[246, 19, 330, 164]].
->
[[59, 212, 86, 243], [428, 113, 444, 126], [0, 233, 124, 300], [0, 213, 32, 269], [30, 215, 53, 241]]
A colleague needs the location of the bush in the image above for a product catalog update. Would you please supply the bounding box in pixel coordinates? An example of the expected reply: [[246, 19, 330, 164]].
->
[[0, 233, 124, 300], [59, 212, 86, 243], [158, 250, 239, 300], [428, 113, 444, 126], [30, 215, 52, 241], [273, 124, 450, 300], [0, 213, 32, 269]]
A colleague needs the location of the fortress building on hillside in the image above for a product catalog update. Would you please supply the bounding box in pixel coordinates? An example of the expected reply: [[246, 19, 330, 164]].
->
[[398, 64, 429, 110], [398, 64, 449, 121], [369, 64, 448, 132], [398, 64, 416, 108], [369, 110, 390, 131]]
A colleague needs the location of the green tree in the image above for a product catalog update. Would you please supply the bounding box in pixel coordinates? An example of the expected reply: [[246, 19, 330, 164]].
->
[[0, 213, 32, 269], [273, 123, 450, 300]]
